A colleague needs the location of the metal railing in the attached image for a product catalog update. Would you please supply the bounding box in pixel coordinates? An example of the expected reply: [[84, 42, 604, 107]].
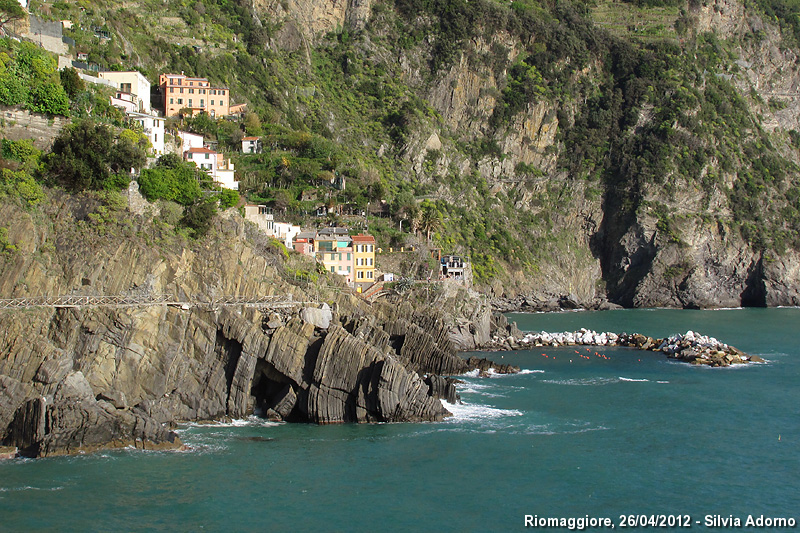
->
[[0, 294, 298, 310]]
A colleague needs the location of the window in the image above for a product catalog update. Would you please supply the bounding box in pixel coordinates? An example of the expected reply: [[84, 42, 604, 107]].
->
[[188, 99, 192, 106], [169, 98, 173, 104], [368, 258, 373, 266], [221, 90, 225, 95], [367, 271, 373, 279], [189, 88, 194, 94], [368, 245, 373, 252], [177, 98, 183, 104], [201, 89, 205, 94], [347, 266, 351, 272], [211, 100, 215, 106], [179, 88, 183, 94], [200, 100, 204, 107], [347, 253, 351, 260], [211, 90, 216, 95], [154, 134, 157, 143], [189, 82, 193, 86], [357, 271, 364, 279], [205, 153, 210, 159], [170, 87, 174, 93], [331, 267, 335, 273]]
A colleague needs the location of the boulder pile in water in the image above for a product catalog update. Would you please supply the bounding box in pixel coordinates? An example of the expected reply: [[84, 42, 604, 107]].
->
[[486, 328, 763, 367]]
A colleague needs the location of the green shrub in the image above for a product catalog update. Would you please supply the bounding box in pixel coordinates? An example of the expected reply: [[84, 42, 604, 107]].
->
[[180, 200, 217, 238], [218, 188, 240, 209]]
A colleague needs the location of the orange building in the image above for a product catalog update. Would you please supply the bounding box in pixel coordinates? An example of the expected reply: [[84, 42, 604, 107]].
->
[[159, 73, 230, 118]]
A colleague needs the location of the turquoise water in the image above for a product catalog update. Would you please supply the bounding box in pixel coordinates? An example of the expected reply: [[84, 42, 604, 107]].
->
[[1, 309, 799, 531]]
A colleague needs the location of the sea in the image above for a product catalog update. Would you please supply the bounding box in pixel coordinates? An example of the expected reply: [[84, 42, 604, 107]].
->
[[1, 308, 798, 532]]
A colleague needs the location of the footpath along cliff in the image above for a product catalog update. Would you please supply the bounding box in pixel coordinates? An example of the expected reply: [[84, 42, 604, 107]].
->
[[0, 191, 516, 458]]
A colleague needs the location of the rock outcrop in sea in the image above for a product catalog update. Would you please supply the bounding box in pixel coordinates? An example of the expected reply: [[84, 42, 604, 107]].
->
[[482, 327, 760, 366]]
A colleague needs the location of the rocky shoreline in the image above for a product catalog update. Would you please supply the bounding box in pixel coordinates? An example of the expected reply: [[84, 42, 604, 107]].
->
[[482, 328, 764, 367]]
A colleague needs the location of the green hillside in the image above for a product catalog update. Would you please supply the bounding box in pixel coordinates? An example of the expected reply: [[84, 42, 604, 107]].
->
[[4, 0, 800, 304]]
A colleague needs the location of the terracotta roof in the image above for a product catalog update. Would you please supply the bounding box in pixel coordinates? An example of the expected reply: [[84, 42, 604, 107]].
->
[[351, 234, 376, 243], [186, 147, 217, 154], [242, 136, 259, 141]]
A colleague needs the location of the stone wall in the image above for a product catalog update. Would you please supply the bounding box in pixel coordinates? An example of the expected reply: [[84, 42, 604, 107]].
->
[[0, 107, 70, 150]]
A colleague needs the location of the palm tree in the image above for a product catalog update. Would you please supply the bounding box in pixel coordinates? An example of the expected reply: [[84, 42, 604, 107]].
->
[[419, 201, 442, 242]]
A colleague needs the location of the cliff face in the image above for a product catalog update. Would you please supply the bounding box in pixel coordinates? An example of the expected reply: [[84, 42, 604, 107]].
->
[[0, 194, 476, 457], [387, 0, 800, 308]]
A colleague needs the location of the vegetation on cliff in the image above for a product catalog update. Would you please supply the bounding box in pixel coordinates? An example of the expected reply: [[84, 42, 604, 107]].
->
[[4, 0, 800, 305]]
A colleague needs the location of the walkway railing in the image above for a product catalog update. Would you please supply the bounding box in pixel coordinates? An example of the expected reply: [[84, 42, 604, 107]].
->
[[0, 294, 298, 310]]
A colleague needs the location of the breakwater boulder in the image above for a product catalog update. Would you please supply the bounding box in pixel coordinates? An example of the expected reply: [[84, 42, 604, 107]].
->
[[483, 327, 757, 366]]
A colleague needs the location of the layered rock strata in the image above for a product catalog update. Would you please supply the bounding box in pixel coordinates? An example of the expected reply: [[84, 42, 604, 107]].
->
[[1, 299, 495, 457]]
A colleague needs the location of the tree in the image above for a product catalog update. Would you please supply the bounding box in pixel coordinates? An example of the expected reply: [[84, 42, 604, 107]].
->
[[217, 188, 239, 209], [181, 199, 216, 238], [272, 189, 292, 213], [45, 119, 147, 191], [419, 200, 442, 241], [59, 68, 85, 99], [28, 81, 69, 116], [0, 0, 25, 33], [138, 161, 203, 205], [243, 111, 263, 136]]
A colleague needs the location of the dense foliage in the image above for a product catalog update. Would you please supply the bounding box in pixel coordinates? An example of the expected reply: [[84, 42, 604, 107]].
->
[[0, 39, 69, 115], [44, 119, 147, 191]]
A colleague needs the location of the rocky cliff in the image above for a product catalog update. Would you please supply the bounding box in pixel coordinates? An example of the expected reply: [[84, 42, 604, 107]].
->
[[0, 192, 509, 457], [247, 0, 800, 309]]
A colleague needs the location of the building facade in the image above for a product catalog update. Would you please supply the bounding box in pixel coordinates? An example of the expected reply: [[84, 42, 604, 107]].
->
[[316, 235, 354, 283], [99, 71, 151, 113], [160, 73, 230, 118], [184, 147, 237, 190], [351, 234, 376, 291], [241, 136, 261, 153], [127, 112, 165, 155], [178, 131, 204, 153]]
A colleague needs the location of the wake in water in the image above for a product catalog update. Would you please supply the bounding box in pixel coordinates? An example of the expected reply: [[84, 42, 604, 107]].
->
[[0, 486, 64, 492], [541, 377, 620, 386]]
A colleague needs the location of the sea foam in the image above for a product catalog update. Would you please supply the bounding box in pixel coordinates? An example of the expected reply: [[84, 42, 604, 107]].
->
[[441, 399, 523, 422]]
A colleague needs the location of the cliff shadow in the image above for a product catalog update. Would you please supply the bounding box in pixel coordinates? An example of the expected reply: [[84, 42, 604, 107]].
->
[[740, 255, 767, 307]]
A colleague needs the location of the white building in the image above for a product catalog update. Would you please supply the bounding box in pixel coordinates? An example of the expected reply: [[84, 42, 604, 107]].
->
[[241, 136, 261, 153], [185, 147, 219, 173], [99, 71, 151, 113], [110, 92, 137, 114], [215, 155, 237, 190], [243, 205, 300, 248], [127, 112, 165, 155], [244, 205, 274, 234], [178, 131, 204, 153], [273, 222, 301, 249], [185, 147, 237, 190]]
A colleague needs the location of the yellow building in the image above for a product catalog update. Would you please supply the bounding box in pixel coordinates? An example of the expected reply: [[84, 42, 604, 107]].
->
[[351, 234, 376, 291]]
